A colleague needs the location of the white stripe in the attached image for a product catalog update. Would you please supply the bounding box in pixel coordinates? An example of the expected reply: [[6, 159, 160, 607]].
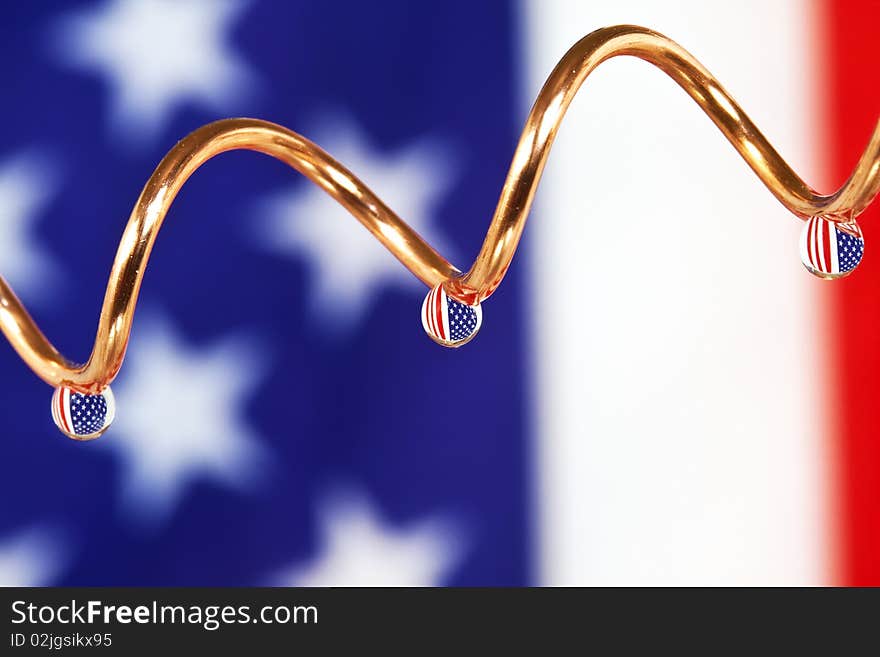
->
[[55, 390, 63, 430], [422, 288, 432, 337], [472, 302, 483, 335], [440, 288, 450, 340], [428, 286, 436, 337], [799, 218, 811, 270], [828, 223, 840, 273], [817, 217, 827, 273], [422, 287, 437, 339], [811, 217, 820, 271], [809, 217, 817, 270], [103, 388, 116, 427], [435, 287, 443, 338], [62, 388, 72, 434], [524, 0, 829, 584], [50, 389, 59, 429]]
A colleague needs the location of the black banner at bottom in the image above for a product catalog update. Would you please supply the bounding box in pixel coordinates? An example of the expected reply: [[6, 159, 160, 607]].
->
[[0, 586, 875, 652]]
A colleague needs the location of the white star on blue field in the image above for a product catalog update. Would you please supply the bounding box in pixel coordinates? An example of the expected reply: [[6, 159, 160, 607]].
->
[[0, 152, 62, 302], [51, 0, 257, 143], [254, 115, 459, 333], [274, 488, 463, 587], [0, 526, 65, 587], [102, 312, 271, 527], [0, 0, 528, 586]]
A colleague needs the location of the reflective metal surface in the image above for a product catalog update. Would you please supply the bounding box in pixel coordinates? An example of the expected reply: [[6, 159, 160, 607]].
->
[[1, 25, 878, 392]]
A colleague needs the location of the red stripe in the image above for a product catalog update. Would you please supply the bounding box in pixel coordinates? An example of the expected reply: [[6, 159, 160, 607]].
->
[[823, 218, 833, 273], [62, 388, 72, 434], [811, 217, 821, 270], [428, 287, 438, 337], [57, 388, 71, 434], [808, 217, 817, 269], [807, 217, 813, 264], [823, 0, 880, 585], [434, 286, 445, 340]]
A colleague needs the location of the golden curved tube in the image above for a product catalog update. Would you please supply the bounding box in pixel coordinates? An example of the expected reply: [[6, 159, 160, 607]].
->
[[1, 24, 878, 392], [452, 24, 880, 300]]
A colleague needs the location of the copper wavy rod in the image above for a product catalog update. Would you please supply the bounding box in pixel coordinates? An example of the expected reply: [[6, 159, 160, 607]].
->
[[1, 24, 879, 394]]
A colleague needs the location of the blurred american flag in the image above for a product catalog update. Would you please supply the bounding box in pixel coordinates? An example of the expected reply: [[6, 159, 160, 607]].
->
[[0, 0, 876, 586]]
